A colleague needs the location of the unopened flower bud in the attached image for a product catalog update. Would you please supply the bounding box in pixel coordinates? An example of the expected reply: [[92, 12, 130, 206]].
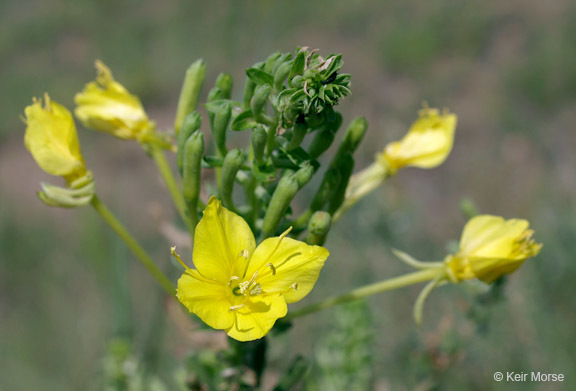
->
[[174, 59, 206, 135]]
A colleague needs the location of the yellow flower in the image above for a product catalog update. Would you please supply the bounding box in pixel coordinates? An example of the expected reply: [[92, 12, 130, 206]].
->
[[176, 197, 329, 341], [75, 60, 154, 141], [24, 94, 87, 182], [379, 106, 457, 174], [445, 215, 542, 283]]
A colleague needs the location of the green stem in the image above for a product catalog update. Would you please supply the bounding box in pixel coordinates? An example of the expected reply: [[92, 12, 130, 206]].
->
[[90, 195, 175, 296], [149, 145, 195, 240], [285, 267, 444, 321]]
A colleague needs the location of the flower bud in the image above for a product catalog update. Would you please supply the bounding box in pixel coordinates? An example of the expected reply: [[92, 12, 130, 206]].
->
[[174, 59, 206, 135], [287, 121, 307, 151], [182, 131, 204, 223], [307, 211, 332, 246], [212, 102, 232, 156], [261, 163, 314, 238], [308, 128, 336, 160], [335, 116, 368, 160], [379, 106, 456, 175], [251, 125, 268, 166], [75, 60, 154, 142], [444, 215, 542, 284], [251, 84, 271, 119], [219, 148, 244, 209], [274, 61, 292, 89], [215, 73, 234, 100], [328, 153, 354, 214], [24, 95, 87, 182], [243, 78, 256, 108], [177, 112, 202, 175]]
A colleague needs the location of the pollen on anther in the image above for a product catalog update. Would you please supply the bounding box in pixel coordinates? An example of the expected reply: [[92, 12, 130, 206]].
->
[[291, 283, 299, 291]]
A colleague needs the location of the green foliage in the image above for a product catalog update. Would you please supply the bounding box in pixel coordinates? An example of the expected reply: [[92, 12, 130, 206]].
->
[[306, 301, 374, 391]]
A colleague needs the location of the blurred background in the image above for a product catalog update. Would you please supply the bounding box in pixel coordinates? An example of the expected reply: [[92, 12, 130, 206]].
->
[[1, 0, 575, 390]]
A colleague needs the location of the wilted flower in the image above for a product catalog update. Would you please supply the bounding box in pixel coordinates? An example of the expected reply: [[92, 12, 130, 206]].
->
[[176, 197, 329, 341], [24, 94, 87, 182], [75, 60, 154, 141], [445, 215, 542, 283], [380, 106, 456, 175]]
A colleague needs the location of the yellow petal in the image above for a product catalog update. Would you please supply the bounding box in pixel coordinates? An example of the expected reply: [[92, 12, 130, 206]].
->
[[193, 197, 256, 283], [74, 60, 152, 140], [381, 107, 456, 172], [226, 294, 287, 341], [176, 269, 235, 329], [24, 96, 86, 179], [246, 236, 329, 304], [459, 215, 529, 259], [467, 257, 525, 284]]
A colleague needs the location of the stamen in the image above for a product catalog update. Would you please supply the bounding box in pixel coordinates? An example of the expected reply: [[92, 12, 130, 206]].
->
[[267, 263, 277, 275], [267, 227, 293, 261], [238, 281, 250, 294], [291, 283, 299, 291], [170, 246, 191, 271], [229, 304, 245, 311], [238, 249, 250, 259], [239, 271, 259, 295], [228, 276, 239, 286]]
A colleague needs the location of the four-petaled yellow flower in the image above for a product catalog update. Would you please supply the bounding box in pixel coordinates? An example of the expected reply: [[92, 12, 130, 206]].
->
[[75, 60, 154, 141], [176, 197, 329, 341], [380, 106, 457, 175], [24, 94, 87, 182], [445, 215, 542, 284]]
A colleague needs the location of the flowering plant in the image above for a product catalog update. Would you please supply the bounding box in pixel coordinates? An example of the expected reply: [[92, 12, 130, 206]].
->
[[22, 48, 541, 389]]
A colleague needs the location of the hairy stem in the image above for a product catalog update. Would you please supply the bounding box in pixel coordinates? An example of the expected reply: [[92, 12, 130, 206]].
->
[[90, 195, 175, 296]]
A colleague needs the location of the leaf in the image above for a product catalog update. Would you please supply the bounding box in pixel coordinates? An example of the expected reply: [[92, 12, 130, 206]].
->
[[278, 146, 310, 166], [290, 51, 306, 80], [203, 99, 230, 115], [230, 109, 258, 131], [252, 163, 276, 182], [203, 155, 224, 167], [246, 68, 274, 86]]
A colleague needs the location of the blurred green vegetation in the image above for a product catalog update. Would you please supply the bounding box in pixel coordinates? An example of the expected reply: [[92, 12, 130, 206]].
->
[[1, 0, 575, 390]]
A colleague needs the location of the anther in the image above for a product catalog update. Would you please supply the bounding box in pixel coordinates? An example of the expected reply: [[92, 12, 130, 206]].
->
[[291, 283, 299, 291], [250, 283, 262, 296], [238, 249, 249, 259], [229, 304, 245, 311], [267, 263, 277, 275], [170, 246, 191, 271], [228, 276, 239, 286]]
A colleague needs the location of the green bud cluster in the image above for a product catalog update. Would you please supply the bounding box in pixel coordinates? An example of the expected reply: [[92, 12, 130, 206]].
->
[[175, 48, 366, 243]]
